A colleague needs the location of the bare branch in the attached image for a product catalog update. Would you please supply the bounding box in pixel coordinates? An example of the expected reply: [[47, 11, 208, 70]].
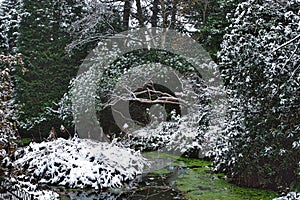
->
[[273, 34, 300, 52]]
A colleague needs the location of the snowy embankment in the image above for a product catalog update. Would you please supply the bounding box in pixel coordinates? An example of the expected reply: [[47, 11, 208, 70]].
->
[[13, 137, 149, 189]]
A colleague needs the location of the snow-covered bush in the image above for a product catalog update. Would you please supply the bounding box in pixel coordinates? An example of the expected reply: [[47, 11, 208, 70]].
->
[[215, 0, 300, 189], [274, 192, 300, 200], [55, 46, 217, 139], [0, 0, 23, 53], [13, 137, 149, 189], [1, 177, 59, 200], [124, 111, 221, 158], [0, 54, 22, 158]]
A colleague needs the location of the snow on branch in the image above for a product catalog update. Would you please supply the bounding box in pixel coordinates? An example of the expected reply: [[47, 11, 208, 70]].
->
[[273, 34, 300, 52]]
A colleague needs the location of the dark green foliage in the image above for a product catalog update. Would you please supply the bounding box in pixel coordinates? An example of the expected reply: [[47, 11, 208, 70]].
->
[[215, 0, 300, 190], [192, 0, 244, 60], [15, 0, 86, 137]]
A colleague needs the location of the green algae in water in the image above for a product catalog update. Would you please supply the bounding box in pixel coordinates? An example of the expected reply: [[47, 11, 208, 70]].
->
[[143, 152, 211, 169], [141, 152, 277, 199], [143, 151, 181, 160], [175, 167, 277, 200], [15, 138, 32, 146], [174, 157, 211, 168], [150, 168, 171, 175]]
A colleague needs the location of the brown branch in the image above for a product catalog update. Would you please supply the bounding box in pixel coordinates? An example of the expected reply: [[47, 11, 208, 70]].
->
[[160, 0, 167, 28], [132, 97, 181, 105]]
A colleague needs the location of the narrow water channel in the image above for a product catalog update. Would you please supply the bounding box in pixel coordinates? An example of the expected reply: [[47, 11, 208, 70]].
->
[[0, 153, 278, 200], [56, 162, 186, 200], [53, 166, 184, 200]]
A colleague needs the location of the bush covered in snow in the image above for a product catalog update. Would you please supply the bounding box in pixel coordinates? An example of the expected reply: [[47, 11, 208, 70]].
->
[[214, 0, 300, 189], [0, 177, 59, 200], [13, 137, 149, 189], [0, 54, 23, 158], [124, 111, 221, 158], [274, 192, 300, 200]]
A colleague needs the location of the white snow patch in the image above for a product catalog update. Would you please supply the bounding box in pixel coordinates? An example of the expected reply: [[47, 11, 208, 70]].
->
[[13, 137, 149, 189], [273, 192, 300, 200]]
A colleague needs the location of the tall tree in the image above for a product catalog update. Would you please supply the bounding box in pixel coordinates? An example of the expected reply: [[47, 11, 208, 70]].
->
[[0, 54, 23, 157], [67, 0, 216, 51], [67, 0, 243, 60], [0, 0, 22, 54], [123, 0, 132, 29], [15, 0, 86, 137]]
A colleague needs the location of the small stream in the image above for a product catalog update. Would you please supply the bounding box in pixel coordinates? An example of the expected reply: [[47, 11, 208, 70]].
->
[[0, 165, 185, 200], [0, 153, 278, 200], [56, 165, 186, 200], [55, 170, 184, 199]]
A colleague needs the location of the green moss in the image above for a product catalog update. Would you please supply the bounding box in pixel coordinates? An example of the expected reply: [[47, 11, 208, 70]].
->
[[59, 195, 69, 200], [176, 167, 277, 200], [142, 151, 181, 160], [150, 168, 171, 175], [174, 157, 211, 168], [143, 152, 277, 199], [15, 138, 32, 146]]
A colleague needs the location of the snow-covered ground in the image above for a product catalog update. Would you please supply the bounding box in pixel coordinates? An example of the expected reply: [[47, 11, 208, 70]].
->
[[274, 192, 300, 200], [13, 137, 149, 190], [0, 176, 60, 200]]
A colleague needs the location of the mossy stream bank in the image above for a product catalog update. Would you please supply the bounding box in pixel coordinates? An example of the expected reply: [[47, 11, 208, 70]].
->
[[146, 152, 277, 200], [56, 152, 277, 200]]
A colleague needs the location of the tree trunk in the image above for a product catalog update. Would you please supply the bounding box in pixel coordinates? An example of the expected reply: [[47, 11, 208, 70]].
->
[[136, 0, 144, 26], [151, 0, 159, 27], [170, 0, 178, 28], [160, 0, 167, 28], [123, 0, 131, 30]]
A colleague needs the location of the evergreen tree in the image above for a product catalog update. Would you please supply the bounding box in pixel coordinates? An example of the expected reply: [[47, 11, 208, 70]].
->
[[15, 0, 86, 138], [0, 54, 23, 157], [195, 0, 244, 60], [0, 0, 22, 54]]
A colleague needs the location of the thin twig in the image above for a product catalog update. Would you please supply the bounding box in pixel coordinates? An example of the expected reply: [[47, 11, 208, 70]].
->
[[273, 34, 300, 52]]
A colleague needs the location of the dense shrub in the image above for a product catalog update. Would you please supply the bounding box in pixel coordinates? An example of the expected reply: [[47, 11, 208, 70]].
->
[[0, 54, 23, 157], [214, 0, 300, 190]]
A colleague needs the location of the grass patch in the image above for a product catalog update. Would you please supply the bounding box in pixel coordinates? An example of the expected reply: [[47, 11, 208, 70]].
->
[[142, 151, 211, 168], [174, 157, 211, 168]]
